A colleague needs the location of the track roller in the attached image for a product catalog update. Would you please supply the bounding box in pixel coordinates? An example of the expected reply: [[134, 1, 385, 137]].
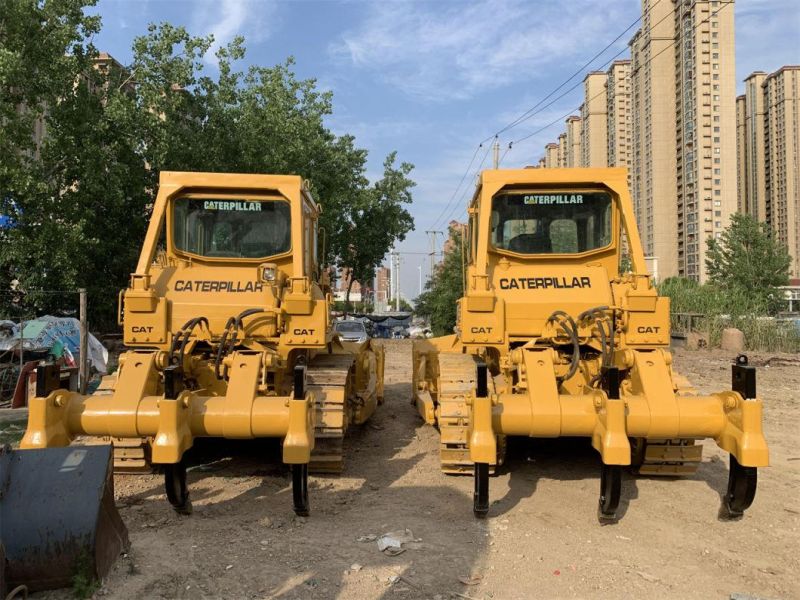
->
[[598, 464, 622, 522], [164, 461, 192, 515], [724, 455, 757, 518], [292, 464, 310, 517]]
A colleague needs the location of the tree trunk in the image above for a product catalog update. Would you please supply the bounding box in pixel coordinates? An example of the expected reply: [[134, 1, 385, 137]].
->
[[344, 274, 357, 317]]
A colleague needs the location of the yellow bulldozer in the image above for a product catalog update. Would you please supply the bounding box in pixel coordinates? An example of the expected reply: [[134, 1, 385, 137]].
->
[[20, 171, 385, 517], [412, 167, 768, 521]]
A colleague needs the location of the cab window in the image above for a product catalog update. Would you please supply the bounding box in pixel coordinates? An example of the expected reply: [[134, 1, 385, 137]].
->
[[173, 197, 291, 259], [490, 191, 612, 255]]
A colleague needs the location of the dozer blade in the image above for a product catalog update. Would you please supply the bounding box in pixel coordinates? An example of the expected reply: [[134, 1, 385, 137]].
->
[[0, 444, 129, 593]]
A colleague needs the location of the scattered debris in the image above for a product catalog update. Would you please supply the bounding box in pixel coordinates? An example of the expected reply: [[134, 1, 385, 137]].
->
[[636, 571, 659, 583], [377, 529, 419, 555], [350, 563, 363, 573], [357, 534, 377, 542], [458, 574, 482, 586]]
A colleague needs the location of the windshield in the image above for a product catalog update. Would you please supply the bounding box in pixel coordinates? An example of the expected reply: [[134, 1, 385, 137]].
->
[[173, 197, 291, 259], [336, 322, 365, 333], [490, 191, 612, 255]]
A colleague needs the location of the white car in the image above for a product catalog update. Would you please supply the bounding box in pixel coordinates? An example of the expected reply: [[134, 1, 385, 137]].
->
[[334, 320, 369, 343]]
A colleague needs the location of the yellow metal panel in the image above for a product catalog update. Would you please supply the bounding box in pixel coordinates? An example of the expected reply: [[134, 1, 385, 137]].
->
[[151, 395, 193, 464], [629, 350, 680, 437], [222, 352, 261, 438], [283, 395, 314, 464], [469, 395, 496, 464], [591, 398, 631, 465], [521, 350, 561, 436]]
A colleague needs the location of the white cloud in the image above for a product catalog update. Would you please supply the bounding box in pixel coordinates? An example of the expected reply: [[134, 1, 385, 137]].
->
[[330, 0, 638, 102], [190, 0, 278, 65]]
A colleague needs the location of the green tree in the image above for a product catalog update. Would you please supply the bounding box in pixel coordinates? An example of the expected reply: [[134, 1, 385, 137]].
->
[[336, 152, 415, 307], [705, 213, 791, 314], [415, 225, 465, 335], [0, 15, 415, 327], [0, 0, 146, 325]]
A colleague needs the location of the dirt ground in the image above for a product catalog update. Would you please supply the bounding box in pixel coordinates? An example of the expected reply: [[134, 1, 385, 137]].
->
[[41, 340, 799, 599]]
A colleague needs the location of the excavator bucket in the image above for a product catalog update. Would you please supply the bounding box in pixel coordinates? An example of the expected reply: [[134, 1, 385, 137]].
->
[[0, 444, 129, 593]]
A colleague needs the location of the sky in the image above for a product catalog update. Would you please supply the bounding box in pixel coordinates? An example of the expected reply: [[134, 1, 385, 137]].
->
[[89, 0, 800, 302]]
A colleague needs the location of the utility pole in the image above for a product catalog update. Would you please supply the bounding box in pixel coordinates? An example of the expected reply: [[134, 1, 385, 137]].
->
[[394, 252, 401, 311], [492, 138, 500, 169], [79, 288, 88, 394], [418, 264, 422, 296], [388, 252, 395, 311], [424, 230, 443, 277]]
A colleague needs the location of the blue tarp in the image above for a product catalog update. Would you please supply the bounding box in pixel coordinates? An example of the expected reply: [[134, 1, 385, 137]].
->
[[0, 316, 108, 372]]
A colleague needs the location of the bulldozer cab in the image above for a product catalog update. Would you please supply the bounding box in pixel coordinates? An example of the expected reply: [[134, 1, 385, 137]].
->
[[172, 196, 293, 259], [488, 190, 613, 257], [121, 172, 329, 349], [460, 168, 653, 345]]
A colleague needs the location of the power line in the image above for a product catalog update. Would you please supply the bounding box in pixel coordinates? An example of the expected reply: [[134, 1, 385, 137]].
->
[[510, 0, 731, 148], [429, 143, 483, 231], [441, 143, 493, 225], [497, 142, 513, 167], [505, 2, 677, 147], [490, 0, 664, 140], [437, 0, 669, 231]]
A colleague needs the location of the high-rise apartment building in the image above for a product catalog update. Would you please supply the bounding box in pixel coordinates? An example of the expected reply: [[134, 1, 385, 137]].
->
[[566, 116, 583, 167], [607, 60, 632, 167], [544, 142, 559, 167], [738, 66, 800, 275], [764, 67, 800, 274], [629, 0, 678, 276], [557, 132, 568, 167], [674, 0, 737, 282], [629, 0, 736, 282], [580, 72, 608, 167], [538, 61, 631, 171], [735, 93, 747, 213], [737, 72, 768, 218]]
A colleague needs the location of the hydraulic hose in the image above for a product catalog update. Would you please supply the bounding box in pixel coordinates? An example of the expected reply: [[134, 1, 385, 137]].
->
[[547, 310, 580, 381]]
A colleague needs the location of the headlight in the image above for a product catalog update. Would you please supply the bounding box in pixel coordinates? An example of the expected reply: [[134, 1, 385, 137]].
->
[[260, 263, 278, 282]]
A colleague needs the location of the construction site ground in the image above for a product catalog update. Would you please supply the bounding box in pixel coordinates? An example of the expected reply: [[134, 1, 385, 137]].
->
[[41, 340, 799, 599]]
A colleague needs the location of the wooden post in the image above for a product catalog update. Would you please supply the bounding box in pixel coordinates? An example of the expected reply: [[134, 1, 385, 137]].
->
[[79, 288, 88, 394]]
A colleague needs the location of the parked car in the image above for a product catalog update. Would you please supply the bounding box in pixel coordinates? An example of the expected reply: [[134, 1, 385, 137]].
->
[[334, 320, 369, 343]]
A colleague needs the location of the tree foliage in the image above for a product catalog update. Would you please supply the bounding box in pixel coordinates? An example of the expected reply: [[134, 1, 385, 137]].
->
[[414, 225, 465, 336], [0, 7, 414, 327], [337, 152, 415, 306], [705, 213, 791, 314]]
